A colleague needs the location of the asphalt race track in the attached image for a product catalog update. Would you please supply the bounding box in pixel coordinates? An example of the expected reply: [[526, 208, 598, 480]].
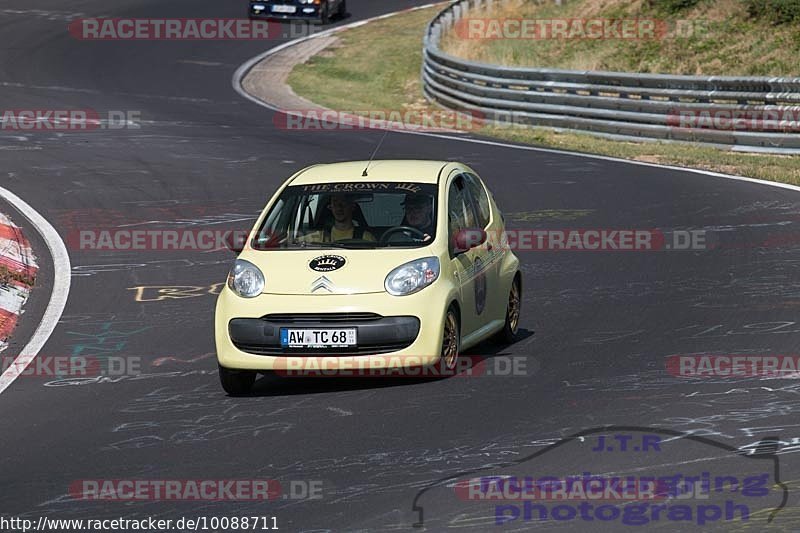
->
[[1, 0, 800, 531]]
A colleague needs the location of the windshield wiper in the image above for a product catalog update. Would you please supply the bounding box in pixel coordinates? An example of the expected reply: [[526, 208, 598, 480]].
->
[[323, 242, 379, 249], [347, 244, 379, 249], [286, 241, 378, 249]]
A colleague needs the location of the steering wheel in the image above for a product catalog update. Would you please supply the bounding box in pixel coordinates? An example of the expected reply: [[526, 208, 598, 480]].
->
[[379, 225, 427, 245]]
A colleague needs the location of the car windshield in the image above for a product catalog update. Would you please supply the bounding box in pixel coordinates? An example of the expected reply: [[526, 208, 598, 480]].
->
[[252, 181, 438, 249]]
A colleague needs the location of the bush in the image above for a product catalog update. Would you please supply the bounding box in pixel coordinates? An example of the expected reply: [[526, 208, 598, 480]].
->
[[745, 0, 800, 23], [646, 0, 702, 13]]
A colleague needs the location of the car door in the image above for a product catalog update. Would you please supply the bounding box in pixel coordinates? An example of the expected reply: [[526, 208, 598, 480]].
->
[[446, 173, 481, 338], [462, 172, 501, 324]]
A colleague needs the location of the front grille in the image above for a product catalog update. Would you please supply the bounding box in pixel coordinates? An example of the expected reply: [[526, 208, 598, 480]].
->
[[261, 313, 383, 323]]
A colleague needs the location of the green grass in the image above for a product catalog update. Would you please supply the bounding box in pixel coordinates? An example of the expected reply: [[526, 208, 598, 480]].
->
[[287, 4, 800, 185], [288, 8, 432, 111], [439, 0, 800, 76]]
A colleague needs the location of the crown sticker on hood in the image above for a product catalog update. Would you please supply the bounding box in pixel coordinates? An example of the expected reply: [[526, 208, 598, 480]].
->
[[309, 255, 346, 272]]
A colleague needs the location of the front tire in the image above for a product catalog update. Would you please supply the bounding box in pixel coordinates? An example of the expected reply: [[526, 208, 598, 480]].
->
[[495, 275, 521, 344], [337, 0, 347, 18], [219, 365, 256, 395], [441, 305, 460, 371]]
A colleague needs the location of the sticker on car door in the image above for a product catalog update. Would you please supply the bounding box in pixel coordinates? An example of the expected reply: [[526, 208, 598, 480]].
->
[[474, 256, 486, 315]]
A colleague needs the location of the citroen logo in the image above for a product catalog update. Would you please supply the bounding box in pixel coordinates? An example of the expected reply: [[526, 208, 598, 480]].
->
[[311, 275, 335, 293], [309, 255, 346, 272]]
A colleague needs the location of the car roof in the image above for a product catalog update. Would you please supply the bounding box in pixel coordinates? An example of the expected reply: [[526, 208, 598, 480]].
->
[[288, 160, 451, 186]]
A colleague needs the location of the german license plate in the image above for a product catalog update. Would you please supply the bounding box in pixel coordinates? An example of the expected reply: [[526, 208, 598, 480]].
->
[[271, 5, 297, 13], [280, 328, 357, 348]]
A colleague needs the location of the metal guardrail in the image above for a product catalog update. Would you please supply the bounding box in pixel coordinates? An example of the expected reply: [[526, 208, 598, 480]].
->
[[422, 0, 800, 152]]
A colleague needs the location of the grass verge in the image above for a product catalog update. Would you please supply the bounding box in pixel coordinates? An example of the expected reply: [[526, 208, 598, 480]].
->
[[440, 0, 800, 76], [286, 5, 800, 185]]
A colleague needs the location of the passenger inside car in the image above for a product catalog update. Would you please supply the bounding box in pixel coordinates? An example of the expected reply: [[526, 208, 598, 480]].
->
[[306, 193, 375, 242]]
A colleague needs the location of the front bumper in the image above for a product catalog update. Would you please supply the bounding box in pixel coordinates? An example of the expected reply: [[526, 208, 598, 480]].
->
[[215, 288, 450, 371], [229, 314, 420, 355]]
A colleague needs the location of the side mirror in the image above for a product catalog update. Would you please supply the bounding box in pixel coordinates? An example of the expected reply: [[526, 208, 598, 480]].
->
[[224, 230, 249, 253], [453, 228, 487, 254]]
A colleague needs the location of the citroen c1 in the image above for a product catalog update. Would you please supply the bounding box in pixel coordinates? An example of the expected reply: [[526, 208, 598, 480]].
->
[[215, 160, 521, 394]]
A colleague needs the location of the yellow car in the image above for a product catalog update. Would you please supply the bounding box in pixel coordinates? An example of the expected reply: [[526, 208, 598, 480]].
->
[[215, 160, 521, 394]]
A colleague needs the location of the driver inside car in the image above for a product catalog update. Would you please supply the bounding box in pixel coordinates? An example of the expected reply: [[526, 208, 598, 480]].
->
[[401, 193, 435, 242]]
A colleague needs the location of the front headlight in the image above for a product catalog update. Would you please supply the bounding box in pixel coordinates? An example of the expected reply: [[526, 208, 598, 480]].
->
[[384, 257, 440, 296], [227, 259, 265, 298]]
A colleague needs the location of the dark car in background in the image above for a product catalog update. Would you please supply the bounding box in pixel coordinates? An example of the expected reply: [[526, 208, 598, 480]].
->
[[249, 0, 346, 24]]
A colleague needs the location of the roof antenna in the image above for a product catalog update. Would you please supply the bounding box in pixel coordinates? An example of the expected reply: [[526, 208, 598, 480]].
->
[[362, 128, 390, 177]]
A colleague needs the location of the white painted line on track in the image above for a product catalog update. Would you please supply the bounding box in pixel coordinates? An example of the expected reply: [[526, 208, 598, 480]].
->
[[232, 2, 800, 196], [0, 187, 71, 395]]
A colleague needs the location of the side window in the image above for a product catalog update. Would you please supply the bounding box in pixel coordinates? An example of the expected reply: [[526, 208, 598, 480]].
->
[[464, 173, 491, 228], [447, 176, 471, 242]]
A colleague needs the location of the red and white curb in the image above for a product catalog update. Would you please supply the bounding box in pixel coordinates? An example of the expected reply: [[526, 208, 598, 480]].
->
[[0, 213, 38, 354], [0, 186, 70, 395]]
